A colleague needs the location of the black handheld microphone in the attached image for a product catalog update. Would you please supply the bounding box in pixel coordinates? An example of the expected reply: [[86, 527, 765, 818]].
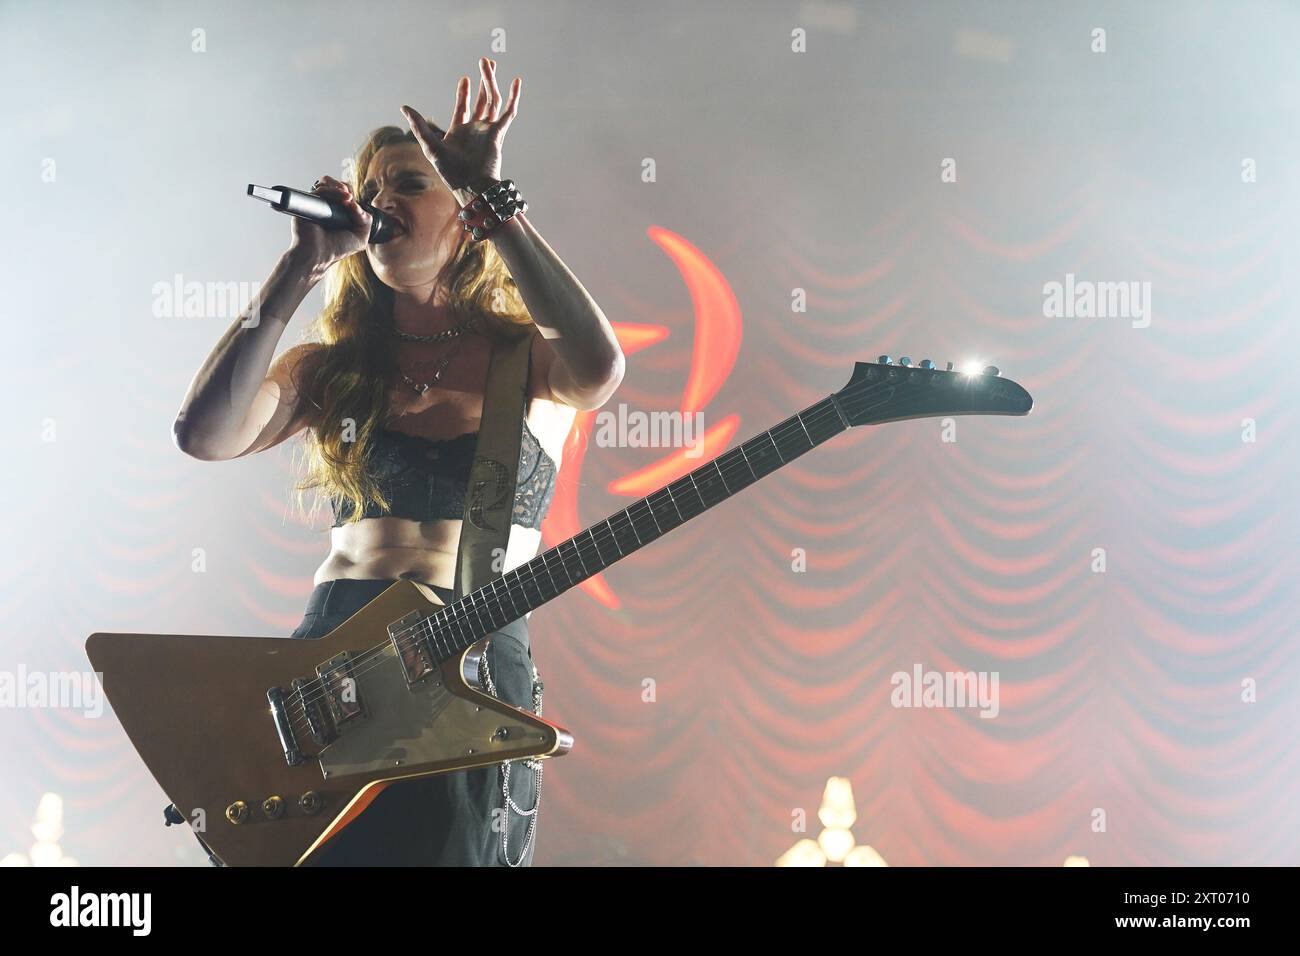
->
[[246, 183, 400, 244]]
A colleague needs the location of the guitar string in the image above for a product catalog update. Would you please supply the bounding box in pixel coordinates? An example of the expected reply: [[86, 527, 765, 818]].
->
[[280, 371, 926, 737], [280, 372, 910, 736]]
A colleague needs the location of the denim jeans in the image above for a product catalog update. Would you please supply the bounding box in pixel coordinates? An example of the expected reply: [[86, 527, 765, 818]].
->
[[290, 578, 541, 866]]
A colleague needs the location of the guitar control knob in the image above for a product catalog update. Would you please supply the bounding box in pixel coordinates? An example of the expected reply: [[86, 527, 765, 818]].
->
[[261, 795, 285, 820], [982, 365, 1000, 377], [225, 801, 250, 825], [299, 791, 323, 815], [898, 356, 912, 367], [919, 359, 935, 369], [945, 362, 955, 371], [877, 355, 892, 365]]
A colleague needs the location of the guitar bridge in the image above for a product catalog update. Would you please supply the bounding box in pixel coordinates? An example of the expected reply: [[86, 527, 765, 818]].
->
[[266, 686, 303, 766]]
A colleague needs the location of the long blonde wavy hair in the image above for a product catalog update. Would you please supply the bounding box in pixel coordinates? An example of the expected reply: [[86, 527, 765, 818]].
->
[[292, 121, 534, 527]]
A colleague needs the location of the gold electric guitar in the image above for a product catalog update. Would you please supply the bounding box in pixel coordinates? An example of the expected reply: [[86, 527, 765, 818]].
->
[[86, 356, 1033, 866]]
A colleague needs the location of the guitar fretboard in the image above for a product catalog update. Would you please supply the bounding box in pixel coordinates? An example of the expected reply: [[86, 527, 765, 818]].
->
[[415, 393, 851, 663]]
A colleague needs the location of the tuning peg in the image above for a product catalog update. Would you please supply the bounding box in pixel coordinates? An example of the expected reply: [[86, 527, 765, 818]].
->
[[982, 365, 1000, 377], [877, 355, 893, 365], [918, 359, 934, 369], [898, 356, 912, 367]]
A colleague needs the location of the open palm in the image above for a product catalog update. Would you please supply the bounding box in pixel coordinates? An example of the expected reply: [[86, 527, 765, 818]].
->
[[401, 56, 521, 194]]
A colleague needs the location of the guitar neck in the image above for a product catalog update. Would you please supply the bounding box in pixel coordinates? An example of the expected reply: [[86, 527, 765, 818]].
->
[[432, 393, 851, 656]]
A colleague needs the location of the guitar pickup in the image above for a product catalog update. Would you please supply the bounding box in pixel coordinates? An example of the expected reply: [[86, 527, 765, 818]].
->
[[388, 611, 435, 687], [315, 651, 365, 727]]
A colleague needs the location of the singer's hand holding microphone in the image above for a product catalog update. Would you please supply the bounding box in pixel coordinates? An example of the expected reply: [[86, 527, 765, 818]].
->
[[289, 175, 372, 270], [247, 174, 400, 274]]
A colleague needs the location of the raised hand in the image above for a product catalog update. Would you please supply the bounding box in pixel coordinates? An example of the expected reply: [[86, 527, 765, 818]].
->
[[400, 56, 521, 194]]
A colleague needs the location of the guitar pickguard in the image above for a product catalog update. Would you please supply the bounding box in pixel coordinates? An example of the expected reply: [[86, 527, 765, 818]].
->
[[316, 645, 550, 780]]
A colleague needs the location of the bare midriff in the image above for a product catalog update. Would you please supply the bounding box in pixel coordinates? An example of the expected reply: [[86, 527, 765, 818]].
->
[[309, 356, 574, 613], [314, 518, 544, 596]]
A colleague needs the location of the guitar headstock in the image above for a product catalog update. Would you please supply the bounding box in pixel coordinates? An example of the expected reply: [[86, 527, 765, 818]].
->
[[833, 355, 1033, 426]]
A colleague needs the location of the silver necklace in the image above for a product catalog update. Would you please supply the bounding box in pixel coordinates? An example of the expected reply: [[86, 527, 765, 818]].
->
[[391, 316, 477, 344], [397, 331, 471, 394]]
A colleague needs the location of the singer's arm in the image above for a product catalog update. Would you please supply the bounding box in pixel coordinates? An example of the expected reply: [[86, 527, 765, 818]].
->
[[172, 249, 326, 461], [403, 62, 623, 410], [470, 204, 624, 411]]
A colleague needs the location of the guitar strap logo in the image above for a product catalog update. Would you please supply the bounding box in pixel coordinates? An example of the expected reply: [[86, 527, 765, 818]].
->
[[467, 456, 511, 532]]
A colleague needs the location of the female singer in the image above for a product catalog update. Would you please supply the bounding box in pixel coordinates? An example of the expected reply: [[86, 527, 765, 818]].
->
[[171, 57, 624, 865]]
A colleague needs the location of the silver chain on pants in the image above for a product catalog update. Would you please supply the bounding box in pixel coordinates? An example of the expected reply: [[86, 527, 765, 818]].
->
[[481, 641, 543, 867]]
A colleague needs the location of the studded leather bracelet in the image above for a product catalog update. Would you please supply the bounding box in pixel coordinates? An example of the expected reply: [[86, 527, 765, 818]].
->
[[456, 178, 528, 242]]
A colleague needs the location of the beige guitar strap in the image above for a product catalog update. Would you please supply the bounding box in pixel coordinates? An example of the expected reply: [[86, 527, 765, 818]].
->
[[453, 325, 536, 602]]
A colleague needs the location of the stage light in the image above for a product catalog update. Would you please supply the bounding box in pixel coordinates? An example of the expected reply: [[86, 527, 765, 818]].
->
[[818, 776, 857, 830], [844, 845, 889, 867], [818, 826, 856, 863], [32, 792, 64, 843], [775, 839, 826, 867], [29, 841, 63, 867], [3, 792, 78, 867], [776, 777, 889, 866]]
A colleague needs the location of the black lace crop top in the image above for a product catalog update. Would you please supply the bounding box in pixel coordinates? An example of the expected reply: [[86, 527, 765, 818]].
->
[[329, 418, 558, 530]]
